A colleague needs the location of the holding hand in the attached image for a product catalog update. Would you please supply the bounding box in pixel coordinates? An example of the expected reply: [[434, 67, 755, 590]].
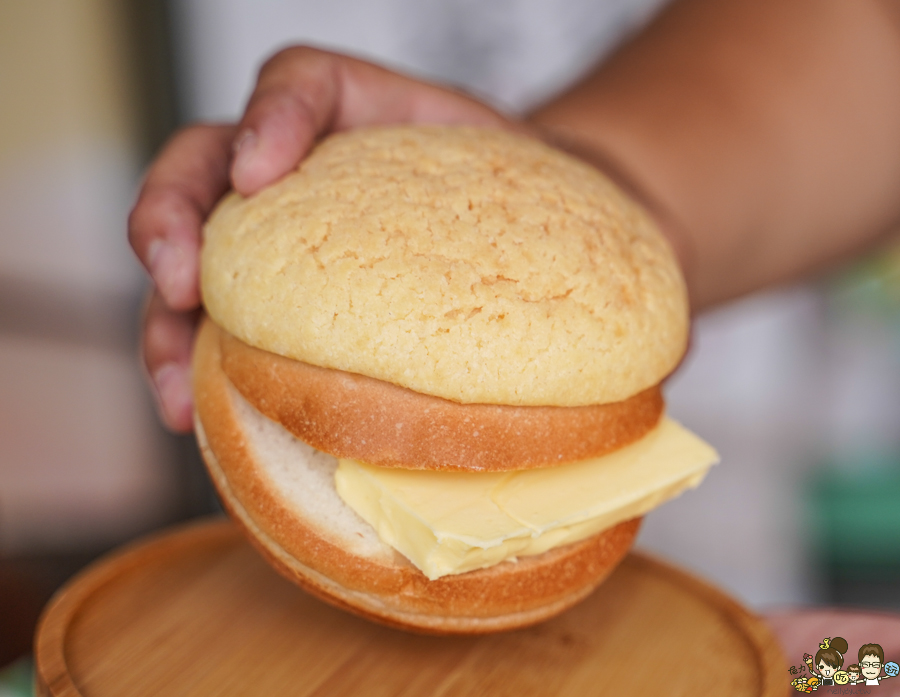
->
[[129, 47, 519, 431]]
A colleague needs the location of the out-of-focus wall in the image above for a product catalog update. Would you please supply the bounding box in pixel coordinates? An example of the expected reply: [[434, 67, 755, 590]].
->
[[0, 1, 188, 553], [0, 1, 139, 291]]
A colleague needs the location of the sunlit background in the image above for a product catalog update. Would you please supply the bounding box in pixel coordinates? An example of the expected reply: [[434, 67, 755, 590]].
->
[[2, 0, 899, 677]]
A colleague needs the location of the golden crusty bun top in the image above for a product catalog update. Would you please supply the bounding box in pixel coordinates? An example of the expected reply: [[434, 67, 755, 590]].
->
[[201, 126, 688, 406]]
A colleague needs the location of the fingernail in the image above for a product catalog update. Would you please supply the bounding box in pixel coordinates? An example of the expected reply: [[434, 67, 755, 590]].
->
[[234, 128, 258, 154], [154, 362, 194, 430], [147, 239, 165, 278], [232, 129, 259, 173], [148, 241, 188, 305]]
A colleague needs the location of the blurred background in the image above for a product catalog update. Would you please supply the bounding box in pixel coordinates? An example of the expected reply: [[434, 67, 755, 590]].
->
[[2, 0, 899, 678]]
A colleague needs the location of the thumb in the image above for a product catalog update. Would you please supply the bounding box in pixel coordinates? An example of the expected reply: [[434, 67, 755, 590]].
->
[[230, 46, 511, 196]]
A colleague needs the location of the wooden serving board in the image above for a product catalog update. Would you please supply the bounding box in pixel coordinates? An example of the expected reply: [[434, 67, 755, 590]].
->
[[35, 518, 786, 697]]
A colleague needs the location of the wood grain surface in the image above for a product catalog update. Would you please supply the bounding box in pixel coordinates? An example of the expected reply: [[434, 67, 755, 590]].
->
[[34, 518, 787, 697]]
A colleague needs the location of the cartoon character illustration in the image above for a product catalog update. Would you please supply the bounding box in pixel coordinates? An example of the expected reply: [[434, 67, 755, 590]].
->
[[791, 637, 898, 692], [790, 663, 814, 692], [804, 637, 849, 687], [859, 643, 896, 686], [790, 675, 819, 693]]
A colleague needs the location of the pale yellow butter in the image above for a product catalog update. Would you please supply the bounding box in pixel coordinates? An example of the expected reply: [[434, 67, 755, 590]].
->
[[334, 417, 718, 580]]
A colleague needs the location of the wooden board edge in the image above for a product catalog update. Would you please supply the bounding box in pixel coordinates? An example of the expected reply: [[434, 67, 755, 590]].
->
[[34, 520, 788, 697], [628, 550, 788, 697], [33, 517, 235, 697]]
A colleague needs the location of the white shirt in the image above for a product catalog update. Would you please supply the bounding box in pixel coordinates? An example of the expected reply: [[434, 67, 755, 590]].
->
[[174, 0, 673, 119]]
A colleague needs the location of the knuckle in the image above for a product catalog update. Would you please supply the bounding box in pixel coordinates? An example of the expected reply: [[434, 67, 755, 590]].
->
[[127, 191, 161, 254], [260, 44, 318, 75], [128, 187, 186, 254], [163, 124, 218, 160], [144, 306, 180, 363], [256, 44, 337, 93], [174, 122, 215, 144], [126, 204, 143, 250]]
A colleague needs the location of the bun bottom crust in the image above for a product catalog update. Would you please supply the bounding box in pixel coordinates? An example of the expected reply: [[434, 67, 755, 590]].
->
[[194, 318, 640, 634]]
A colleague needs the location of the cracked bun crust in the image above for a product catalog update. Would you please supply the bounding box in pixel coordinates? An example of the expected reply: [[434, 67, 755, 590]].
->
[[194, 319, 641, 634], [201, 125, 688, 407]]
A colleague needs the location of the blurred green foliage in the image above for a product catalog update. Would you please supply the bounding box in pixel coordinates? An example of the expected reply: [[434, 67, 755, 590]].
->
[[828, 240, 900, 323], [0, 658, 32, 697], [809, 454, 900, 570]]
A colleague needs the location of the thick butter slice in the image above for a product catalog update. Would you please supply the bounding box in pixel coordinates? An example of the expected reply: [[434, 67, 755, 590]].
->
[[335, 418, 717, 580]]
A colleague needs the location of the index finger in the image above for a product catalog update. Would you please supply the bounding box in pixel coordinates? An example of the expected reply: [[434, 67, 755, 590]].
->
[[129, 124, 237, 311], [230, 46, 512, 196]]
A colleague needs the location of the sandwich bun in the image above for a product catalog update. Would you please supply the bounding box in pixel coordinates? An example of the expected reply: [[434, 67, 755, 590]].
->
[[195, 319, 640, 633], [194, 125, 689, 633]]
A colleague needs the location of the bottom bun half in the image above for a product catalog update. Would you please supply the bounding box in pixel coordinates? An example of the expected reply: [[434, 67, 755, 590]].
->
[[193, 318, 641, 634]]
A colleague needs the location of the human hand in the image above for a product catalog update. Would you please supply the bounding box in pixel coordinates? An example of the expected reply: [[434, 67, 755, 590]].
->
[[129, 47, 519, 431]]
